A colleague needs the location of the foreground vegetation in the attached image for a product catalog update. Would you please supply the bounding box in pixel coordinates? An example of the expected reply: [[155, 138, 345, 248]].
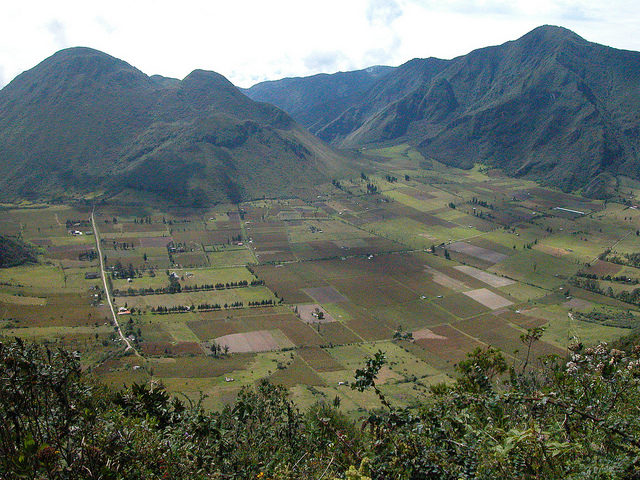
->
[[3, 331, 640, 479]]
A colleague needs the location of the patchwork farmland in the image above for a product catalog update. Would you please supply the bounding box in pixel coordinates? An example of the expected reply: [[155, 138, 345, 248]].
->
[[2, 145, 639, 414]]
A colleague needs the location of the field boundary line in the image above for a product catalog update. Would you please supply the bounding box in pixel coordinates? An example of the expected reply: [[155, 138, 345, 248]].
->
[[448, 322, 519, 362], [589, 229, 635, 266]]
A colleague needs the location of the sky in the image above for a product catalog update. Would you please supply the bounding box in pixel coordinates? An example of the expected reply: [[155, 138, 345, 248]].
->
[[1, 0, 639, 89]]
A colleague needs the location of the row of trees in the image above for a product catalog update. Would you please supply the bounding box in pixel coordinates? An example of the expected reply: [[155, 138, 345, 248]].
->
[[149, 299, 278, 314], [469, 197, 495, 209], [601, 249, 640, 268], [149, 305, 191, 313], [113, 279, 265, 297], [574, 310, 637, 329], [577, 271, 639, 285], [571, 275, 640, 306]]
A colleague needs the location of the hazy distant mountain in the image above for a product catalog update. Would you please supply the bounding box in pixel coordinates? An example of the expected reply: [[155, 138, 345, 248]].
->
[[245, 66, 393, 134], [248, 26, 640, 195], [0, 48, 346, 205]]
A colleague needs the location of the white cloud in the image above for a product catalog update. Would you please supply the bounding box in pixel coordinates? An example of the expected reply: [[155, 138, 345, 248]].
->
[[0, 0, 639, 89], [303, 51, 351, 73], [367, 0, 403, 26], [46, 20, 68, 49]]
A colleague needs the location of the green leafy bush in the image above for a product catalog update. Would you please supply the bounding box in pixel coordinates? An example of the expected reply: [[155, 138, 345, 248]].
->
[[3, 327, 640, 479]]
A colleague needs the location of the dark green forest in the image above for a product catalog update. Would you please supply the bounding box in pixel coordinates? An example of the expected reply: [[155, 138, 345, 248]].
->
[[3, 327, 640, 479], [0, 236, 36, 268]]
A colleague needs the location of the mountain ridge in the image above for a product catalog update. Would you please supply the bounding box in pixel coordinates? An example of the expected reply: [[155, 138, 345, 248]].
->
[[0, 47, 347, 205], [248, 25, 640, 195]]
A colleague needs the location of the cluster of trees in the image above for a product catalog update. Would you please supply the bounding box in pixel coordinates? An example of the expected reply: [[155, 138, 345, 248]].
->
[[133, 216, 153, 224], [392, 326, 413, 340], [77, 249, 97, 261], [615, 289, 640, 306], [5, 328, 640, 478], [472, 209, 494, 220], [110, 261, 138, 280], [574, 310, 638, 329], [384, 175, 397, 183], [366, 183, 378, 194], [602, 250, 640, 268], [0, 236, 36, 268], [470, 197, 495, 209], [167, 273, 181, 293], [571, 276, 640, 306], [167, 241, 187, 253], [123, 318, 142, 344], [110, 241, 135, 250], [570, 276, 604, 294], [208, 340, 230, 357], [331, 179, 358, 196]]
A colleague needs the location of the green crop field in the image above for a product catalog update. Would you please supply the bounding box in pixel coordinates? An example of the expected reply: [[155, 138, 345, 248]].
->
[[3, 147, 640, 417]]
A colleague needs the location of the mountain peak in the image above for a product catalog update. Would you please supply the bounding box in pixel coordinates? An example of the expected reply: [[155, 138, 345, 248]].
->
[[0, 47, 339, 205], [49, 46, 113, 58], [42, 46, 140, 74], [183, 69, 234, 88], [518, 25, 586, 46], [2, 46, 151, 94]]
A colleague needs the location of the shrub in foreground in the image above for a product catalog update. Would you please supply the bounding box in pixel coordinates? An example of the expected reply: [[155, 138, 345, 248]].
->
[[2, 329, 640, 478]]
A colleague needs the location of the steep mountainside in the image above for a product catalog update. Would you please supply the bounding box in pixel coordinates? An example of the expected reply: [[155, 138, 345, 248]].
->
[[315, 57, 449, 146], [249, 26, 640, 194], [0, 48, 346, 205], [244, 66, 393, 134]]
